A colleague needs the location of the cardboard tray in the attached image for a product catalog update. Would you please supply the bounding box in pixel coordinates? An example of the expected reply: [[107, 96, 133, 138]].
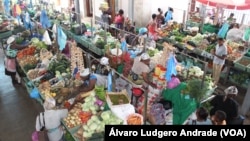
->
[[106, 90, 131, 108]]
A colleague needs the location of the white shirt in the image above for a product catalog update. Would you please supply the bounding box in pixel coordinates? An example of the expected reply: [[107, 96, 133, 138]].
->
[[36, 109, 68, 141], [213, 44, 227, 65]]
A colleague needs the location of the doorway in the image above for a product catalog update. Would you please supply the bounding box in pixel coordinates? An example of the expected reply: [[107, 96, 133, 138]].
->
[[86, 0, 93, 17]]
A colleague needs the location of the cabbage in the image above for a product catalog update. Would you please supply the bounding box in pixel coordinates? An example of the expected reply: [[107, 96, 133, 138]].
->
[[89, 123, 98, 131], [31, 38, 39, 44], [101, 111, 111, 120]]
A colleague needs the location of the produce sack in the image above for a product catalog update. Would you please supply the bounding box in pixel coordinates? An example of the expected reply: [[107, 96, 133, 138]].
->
[[30, 88, 40, 99], [167, 76, 180, 89], [148, 103, 165, 125], [42, 30, 52, 45]]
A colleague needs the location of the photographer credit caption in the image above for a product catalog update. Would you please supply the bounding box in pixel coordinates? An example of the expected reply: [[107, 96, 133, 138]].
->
[[108, 127, 247, 139]]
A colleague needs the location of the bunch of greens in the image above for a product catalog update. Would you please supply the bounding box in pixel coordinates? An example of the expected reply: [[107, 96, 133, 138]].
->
[[185, 79, 209, 102]]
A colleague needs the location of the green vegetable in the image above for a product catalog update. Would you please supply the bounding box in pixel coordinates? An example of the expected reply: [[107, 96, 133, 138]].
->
[[185, 79, 209, 102], [95, 86, 106, 101], [109, 94, 129, 105]]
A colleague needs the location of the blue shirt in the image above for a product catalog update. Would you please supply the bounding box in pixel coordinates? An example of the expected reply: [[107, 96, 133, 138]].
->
[[83, 74, 97, 86]]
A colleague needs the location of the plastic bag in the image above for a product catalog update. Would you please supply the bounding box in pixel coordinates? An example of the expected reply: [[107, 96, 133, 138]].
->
[[30, 88, 40, 99], [167, 77, 180, 89], [42, 30, 52, 45], [149, 103, 166, 125]]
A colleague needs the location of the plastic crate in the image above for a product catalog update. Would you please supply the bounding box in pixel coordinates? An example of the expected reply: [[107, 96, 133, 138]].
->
[[234, 56, 250, 71]]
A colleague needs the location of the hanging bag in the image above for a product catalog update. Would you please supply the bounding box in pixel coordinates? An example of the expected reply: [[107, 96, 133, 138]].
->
[[38, 112, 49, 141]]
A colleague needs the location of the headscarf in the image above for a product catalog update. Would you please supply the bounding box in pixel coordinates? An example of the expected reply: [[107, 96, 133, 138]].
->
[[224, 86, 238, 95], [139, 27, 148, 35]]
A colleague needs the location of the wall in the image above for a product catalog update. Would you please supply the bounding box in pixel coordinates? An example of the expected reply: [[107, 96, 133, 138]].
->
[[119, 0, 190, 27]]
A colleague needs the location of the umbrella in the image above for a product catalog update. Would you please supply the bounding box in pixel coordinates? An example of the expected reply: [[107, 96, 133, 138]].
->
[[196, 0, 250, 10]]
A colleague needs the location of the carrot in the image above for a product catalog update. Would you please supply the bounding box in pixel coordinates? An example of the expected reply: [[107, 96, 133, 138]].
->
[[127, 114, 142, 125]]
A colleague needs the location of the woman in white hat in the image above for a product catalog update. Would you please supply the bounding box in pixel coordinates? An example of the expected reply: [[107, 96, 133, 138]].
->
[[71, 68, 97, 102], [4, 35, 29, 85], [128, 53, 156, 89], [35, 97, 68, 141], [210, 86, 240, 125]]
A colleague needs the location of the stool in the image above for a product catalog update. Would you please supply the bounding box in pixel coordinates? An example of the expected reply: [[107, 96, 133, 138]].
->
[[131, 88, 144, 108]]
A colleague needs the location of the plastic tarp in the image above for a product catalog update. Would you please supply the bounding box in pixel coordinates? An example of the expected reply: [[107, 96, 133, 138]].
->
[[165, 54, 177, 82], [243, 27, 250, 42], [57, 26, 67, 51], [4, 0, 10, 15], [163, 82, 197, 125], [40, 10, 51, 29], [218, 23, 230, 38]]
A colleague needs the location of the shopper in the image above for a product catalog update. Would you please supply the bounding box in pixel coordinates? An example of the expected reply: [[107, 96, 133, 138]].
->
[[210, 86, 240, 125], [227, 13, 234, 23], [114, 9, 125, 29], [211, 110, 227, 125], [35, 97, 68, 141], [165, 7, 173, 23], [4, 36, 29, 85], [100, 1, 112, 30], [187, 107, 212, 125], [147, 14, 159, 40], [211, 38, 227, 85], [128, 53, 156, 89], [156, 8, 165, 28], [71, 7, 77, 23]]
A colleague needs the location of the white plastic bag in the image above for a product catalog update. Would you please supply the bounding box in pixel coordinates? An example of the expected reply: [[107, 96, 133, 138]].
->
[[42, 30, 52, 45]]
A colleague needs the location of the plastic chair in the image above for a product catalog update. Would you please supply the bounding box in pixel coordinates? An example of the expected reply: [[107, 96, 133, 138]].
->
[[131, 87, 144, 108]]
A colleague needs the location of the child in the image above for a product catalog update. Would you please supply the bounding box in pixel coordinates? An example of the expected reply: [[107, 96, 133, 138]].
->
[[211, 110, 227, 125], [187, 107, 212, 125]]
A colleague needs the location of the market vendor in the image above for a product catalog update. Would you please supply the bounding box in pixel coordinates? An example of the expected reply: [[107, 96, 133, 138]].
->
[[74, 68, 97, 101], [128, 53, 156, 89], [210, 86, 241, 125], [226, 23, 243, 42], [211, 38, 227, 85], [4, 36, 29, 85]]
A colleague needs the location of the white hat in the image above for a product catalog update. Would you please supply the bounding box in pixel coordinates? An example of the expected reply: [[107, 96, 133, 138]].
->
[[100, 57, 109, 65], [140, 53, 150, 61], [80, 68, 90, 77], [110, 48, 122, 56], [224, 86, 238, 95], [43, 97, 56, 110], [7, 36, 15, 44]]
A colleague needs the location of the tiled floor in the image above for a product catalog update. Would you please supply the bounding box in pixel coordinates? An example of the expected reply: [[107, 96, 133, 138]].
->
[[0, 49, 43, 141]]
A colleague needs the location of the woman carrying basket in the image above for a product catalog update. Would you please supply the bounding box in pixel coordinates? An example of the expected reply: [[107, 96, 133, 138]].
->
[[4, 35, 29, 85]]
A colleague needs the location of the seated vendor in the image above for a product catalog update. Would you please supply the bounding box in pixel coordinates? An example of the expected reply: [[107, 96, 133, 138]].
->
[[128, 53, 156, 89], [74, 68, 97, 101]]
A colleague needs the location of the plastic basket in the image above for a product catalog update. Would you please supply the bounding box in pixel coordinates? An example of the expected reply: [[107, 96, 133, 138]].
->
[[234, 56, 250, 71]]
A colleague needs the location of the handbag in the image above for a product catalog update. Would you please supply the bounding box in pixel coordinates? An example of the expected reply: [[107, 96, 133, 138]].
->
[[38, 113, 49, 141]]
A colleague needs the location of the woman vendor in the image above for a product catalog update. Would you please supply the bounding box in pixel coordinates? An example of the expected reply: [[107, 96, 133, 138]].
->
[[72, 68, 97, 101], [147, 14, 160, 40], [4, 36, 29, 85], [128, 53, 156, 89]]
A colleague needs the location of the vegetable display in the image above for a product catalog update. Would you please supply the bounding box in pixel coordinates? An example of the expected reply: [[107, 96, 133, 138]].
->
[[17, 46, 36, 60], [95, 86, 106, 101], [64, 103, 83, 129]]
